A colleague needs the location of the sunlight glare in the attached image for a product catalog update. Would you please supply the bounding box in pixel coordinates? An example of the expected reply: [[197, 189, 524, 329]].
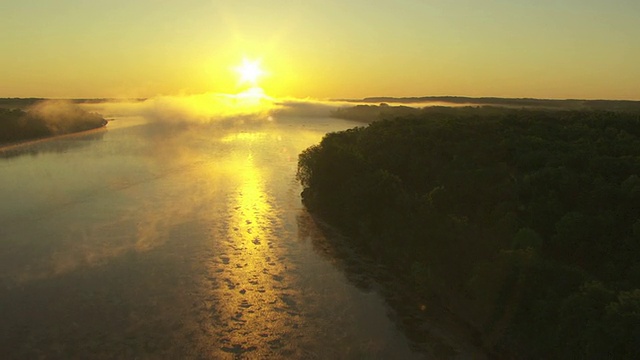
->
[[230, 87, 272, 114], [234, 58, 266, 87]]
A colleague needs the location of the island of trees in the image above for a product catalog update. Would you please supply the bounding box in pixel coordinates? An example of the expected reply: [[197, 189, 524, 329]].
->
[[0, 100, 107, 145], [298, 106, 640, 358]]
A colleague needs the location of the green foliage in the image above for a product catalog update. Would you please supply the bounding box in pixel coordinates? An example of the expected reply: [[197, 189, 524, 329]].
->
[[297, 107, 640, 357], [511, 227, 543, 250], [603, 289, 640, 358], [0, 102, 107, 145]]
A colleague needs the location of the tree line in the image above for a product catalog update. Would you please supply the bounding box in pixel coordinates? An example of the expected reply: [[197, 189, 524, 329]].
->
[[0, 103, 107, 145], [298, 107, 640, 358]]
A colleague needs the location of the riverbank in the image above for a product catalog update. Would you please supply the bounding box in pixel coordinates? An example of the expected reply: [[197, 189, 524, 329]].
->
[[0, 125, 108, 159], [0, 102, 108, 146], [304, 212, 491, 358], [297, 107, 640, 358]]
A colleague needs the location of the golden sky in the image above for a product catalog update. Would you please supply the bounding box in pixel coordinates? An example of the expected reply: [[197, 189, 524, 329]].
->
[[1, 0, 638, 100]]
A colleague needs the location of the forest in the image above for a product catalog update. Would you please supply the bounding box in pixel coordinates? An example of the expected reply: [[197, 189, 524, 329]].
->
[[0, 102, 107, 145], [298, 107, 640, 359], [334, 96, 640, 113]]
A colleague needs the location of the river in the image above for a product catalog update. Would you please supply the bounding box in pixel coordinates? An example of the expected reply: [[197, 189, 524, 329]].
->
[[0, 114, 482, 359]]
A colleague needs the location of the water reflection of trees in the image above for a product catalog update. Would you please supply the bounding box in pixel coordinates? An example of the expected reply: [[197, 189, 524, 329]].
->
[[297, 210, 378, 292], [296, 210, 486, 359], [0, 129, 106, 159]]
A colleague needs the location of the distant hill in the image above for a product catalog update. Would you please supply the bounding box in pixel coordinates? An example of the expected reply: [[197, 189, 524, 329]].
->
[[333, 96, 640, 113], [330, 103, 420, 123], [0, 98, 46, 109]]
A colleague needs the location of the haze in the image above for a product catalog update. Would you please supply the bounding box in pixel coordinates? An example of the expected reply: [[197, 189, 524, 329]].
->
[[1, 0, 639, 100]]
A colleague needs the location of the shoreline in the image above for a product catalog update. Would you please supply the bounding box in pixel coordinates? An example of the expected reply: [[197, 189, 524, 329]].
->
[[0, 122, 108, 153], [306, 213, 492, 358]]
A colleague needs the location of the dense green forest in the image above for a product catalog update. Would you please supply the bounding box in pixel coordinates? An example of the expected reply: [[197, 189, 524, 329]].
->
[[298, 107, 640, 359], [0, 102, 107, 145]]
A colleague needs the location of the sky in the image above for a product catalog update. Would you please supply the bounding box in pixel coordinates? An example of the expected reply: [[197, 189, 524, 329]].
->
[[1, 0, 639, 100]]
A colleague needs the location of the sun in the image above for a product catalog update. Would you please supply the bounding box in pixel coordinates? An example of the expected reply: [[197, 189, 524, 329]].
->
[[234, 58, 265, 87]]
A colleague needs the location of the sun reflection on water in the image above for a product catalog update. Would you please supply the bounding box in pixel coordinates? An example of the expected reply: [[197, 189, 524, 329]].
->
[[197, 131, 314, 357], [231, 153, 271, 249], [0, 115, 435, 358], [220, 131, 267, 143]]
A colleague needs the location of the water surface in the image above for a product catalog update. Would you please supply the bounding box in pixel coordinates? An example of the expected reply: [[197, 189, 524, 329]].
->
[[0, 115, 479, 358]]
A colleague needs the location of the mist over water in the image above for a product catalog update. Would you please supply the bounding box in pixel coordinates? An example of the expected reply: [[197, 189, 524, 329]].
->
[[79, 92, 349, 125], [0, 98, 481, 358]]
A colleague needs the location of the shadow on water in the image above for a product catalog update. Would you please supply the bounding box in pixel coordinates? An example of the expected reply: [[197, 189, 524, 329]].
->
[[0, 128, 106, 160], [296, 210, 488, 359]]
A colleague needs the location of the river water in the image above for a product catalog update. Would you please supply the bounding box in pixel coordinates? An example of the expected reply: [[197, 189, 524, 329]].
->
[[0, 114, 481, 359]]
